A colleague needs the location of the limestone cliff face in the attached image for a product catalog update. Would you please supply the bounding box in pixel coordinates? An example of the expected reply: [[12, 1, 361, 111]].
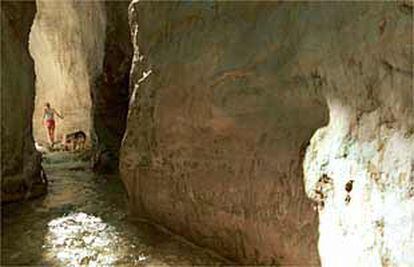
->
[[121, 2, 332, 264], [91, 1, 132, 174], [30, 1, 131, 173], [1, 1, 46, 202], [122, 1, 413, 265], [30, 0, 106, 145], [303, 2, 414, 266]]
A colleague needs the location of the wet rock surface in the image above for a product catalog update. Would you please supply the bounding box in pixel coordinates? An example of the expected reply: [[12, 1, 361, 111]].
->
[[1, 152, 226, 266]]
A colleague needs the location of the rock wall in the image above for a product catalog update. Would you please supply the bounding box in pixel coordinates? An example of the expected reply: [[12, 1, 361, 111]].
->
[[121, 1, 331, 264], [303, 2, 414, 266], [30, 0, 131, 172], [91, 1, 132, 174], [30, 0, 106, 145], [1, 1, 46, 202], [121, 1, 413, 265]]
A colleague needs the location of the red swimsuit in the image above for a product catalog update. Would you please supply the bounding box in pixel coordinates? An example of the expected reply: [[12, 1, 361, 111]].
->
[[45, 119, 55, 129], [44, 108, 55, 129]]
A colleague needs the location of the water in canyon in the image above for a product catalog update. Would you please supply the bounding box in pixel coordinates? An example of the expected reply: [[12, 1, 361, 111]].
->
[[1, 151, 226, 266]]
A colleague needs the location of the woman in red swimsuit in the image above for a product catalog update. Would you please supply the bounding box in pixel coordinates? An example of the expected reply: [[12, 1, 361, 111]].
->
[[43, 102, 63, 147]]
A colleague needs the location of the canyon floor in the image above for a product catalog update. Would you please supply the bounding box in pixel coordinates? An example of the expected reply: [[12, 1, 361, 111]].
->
[[1, 151, 226, 266]]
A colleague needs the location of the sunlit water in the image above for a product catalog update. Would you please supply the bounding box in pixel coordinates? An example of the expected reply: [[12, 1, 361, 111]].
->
[[1, 152, 225, 266], [44, 212, 134, 266]]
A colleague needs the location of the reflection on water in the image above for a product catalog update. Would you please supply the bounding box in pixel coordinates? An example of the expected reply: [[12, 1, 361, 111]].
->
[[1, 152, 225, 266], [44, 212, 147, 266]]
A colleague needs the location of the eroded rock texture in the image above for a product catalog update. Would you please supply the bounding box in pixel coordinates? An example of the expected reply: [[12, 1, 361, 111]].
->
[[121, 2, 333, 264], [303, 2, 414, 266], [30, 0, 106, 145], [1, 1, 46, 202], [122, 1, 413, 265], [91, 1, 132, 174]]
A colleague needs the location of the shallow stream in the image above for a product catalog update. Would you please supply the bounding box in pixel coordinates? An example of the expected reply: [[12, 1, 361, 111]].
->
[[1, 152, 225, 266]]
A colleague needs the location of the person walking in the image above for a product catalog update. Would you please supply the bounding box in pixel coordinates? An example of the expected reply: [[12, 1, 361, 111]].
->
[[43, 102, 63, 147]]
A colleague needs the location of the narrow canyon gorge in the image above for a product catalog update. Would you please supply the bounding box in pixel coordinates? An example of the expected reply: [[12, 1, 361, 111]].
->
[[1, 1, 413, 266]]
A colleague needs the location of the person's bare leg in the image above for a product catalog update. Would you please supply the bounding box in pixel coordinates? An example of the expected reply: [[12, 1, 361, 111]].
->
[[50, 126, 55, 144], [45, 126, 52, 146], [44, 127, 48, 143], [47, 127, 54, 147]]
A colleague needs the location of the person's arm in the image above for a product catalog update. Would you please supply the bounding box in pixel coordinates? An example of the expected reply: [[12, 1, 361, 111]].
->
[[53, 109, 64, 119]]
